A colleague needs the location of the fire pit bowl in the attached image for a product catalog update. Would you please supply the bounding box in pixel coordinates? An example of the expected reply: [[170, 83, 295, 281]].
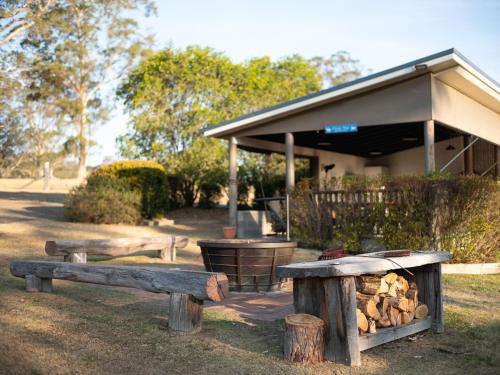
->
[[197, 238, 297, 292]]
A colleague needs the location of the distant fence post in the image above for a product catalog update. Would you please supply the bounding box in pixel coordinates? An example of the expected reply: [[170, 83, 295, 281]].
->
[[43, 162, 50, 191]]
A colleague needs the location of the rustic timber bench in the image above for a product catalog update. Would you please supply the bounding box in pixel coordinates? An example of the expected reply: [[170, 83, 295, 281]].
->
[[45, 236, 189, 263], [277, 251, 451, 366], [10, 260, 228, 335]]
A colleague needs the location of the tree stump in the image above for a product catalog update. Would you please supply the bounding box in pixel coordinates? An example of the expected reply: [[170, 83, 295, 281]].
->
[[168, 293, 203, 335], [284, 314, 325, 364]]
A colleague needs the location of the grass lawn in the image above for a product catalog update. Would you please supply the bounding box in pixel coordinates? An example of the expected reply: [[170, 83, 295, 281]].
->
[[0, 191, 498, 374]]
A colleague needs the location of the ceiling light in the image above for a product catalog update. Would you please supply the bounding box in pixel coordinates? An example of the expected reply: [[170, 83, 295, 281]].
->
[[402, 137, 418, 142], [369, 151, 383, 156]]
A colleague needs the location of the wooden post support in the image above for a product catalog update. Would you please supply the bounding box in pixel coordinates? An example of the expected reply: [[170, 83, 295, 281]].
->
[[64, 252, 87, 263], [168, 293, 203, 335], [25, 274, 52, 292], [414, 263, 443, 333], [323, 276, 361, 366], [228, 136, 238, 228], [158, 236, 177, 262], [284, 314, 325, 364], [424, 120, 435, 175]]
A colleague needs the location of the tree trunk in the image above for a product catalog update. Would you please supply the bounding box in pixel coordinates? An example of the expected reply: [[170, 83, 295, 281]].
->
[[77, 96, 87, 180], [284, 314, 325, 364]]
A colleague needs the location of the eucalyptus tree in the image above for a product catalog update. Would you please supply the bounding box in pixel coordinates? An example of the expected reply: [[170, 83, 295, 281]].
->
[[117, 46, 322, 205], [311, 51, 363, 88], [21, 0, 155, 179], [0, 0, 57, 47]]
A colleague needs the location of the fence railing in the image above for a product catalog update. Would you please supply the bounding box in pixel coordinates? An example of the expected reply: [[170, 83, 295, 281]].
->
[[313, 189, 404, 206]]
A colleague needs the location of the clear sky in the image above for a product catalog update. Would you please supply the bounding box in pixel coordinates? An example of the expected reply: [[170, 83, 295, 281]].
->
[[88, 0, 500, 165]]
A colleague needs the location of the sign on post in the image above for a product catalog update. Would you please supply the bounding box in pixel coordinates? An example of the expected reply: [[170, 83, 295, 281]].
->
[[324, 123, 358, 134]]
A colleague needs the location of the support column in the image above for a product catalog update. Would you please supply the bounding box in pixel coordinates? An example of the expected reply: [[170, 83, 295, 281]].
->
[[285, 132, 295, 193], [424, 120, 435, 175], [228, 137, 238, 228], [464, 135, 474, 175]]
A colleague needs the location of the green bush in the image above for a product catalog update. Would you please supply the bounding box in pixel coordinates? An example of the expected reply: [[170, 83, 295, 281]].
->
[[290, 175, 499, 263], [65, 176, 141, 224], [91, 160, 169, 219]]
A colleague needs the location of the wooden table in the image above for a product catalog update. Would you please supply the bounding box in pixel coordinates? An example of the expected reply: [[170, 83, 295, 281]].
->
[[277, 251, 451, 366]]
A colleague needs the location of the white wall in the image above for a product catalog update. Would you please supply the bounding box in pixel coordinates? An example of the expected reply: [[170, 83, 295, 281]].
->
[[369, 137, 465, 175]]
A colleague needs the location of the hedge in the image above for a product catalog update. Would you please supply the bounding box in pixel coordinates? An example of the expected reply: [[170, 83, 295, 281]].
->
[[91, 160, 169, 219], [290, 175, 499, 263]]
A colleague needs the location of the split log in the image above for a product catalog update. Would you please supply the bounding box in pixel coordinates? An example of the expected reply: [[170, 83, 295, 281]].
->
[[406, 288, 418, 306], [397, 276, 410, 293], [368, 319, 377, 334], [356, 276, 388, 295], [388, 307, 400, 326], [384, 272, 398, 284], [401, 312, 412, 324], [356, 308, 368, 333], [407, 299, 415, 313], [284, 314, 325, 364], [408, 310, 415, 321], [390, 297, 408, 312], [357, 294, 381, 320], [387, 282, 398, 297], [168, 293, 203, 335], [415, 304, 429, 319], [45, 236, 189, 261], [376, 315, 391, 328], [10, 260, 228, 302]]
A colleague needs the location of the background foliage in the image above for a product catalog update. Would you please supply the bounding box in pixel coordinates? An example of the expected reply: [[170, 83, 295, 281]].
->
[[290, 175, 499, 263], [65, 175, 141, 224], [90, 160, 169, 219]]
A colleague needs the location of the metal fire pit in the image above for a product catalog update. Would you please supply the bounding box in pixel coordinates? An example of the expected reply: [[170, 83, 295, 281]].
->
[[197, 238, 296, 292]]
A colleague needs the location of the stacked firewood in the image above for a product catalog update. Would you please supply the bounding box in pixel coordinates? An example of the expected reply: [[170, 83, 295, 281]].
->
[[355, 272, 429, 334]]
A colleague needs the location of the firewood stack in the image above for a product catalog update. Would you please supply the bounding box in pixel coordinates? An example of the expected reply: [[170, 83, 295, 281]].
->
[[355, 272, 428, 334]]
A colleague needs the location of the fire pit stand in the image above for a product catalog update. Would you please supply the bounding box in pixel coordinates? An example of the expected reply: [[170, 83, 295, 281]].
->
[[277, 251, 451, 366]]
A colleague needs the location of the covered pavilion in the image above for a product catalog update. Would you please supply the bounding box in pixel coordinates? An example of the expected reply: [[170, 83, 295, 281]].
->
[[203, 49, 500, 227]]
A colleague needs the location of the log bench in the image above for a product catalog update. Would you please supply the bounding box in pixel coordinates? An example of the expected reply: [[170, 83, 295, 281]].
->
[[277, 250, 451, 366], [10, 260, 228, 335], [45, 236, 189, 263]]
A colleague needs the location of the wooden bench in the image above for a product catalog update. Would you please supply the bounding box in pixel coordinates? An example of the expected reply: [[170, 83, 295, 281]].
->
[[10, 260, 228, 335], [45, 236, 189, 263], [277, 251, 451, 366]]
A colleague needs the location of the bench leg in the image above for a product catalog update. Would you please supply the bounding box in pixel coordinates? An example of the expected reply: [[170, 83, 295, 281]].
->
[[323, 276, 361, 366], [168, 293, 203, 335], [26, 274, 53, 293], [158, 239, 176, 262], [64, 252, 87, 263]]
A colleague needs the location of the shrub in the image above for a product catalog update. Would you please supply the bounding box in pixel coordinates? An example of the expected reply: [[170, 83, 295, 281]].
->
[[290, 174, 499, 263], [65, 176, 141, 224], [91, 160, 169, 219]]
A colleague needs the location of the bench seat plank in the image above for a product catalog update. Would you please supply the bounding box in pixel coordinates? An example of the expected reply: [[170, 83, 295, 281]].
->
[[10, 260, 228, 302], [277, 251, 451, 278]]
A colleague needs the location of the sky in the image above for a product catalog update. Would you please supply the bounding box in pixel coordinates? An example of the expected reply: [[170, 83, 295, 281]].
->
[[88, 0, 500, 165]]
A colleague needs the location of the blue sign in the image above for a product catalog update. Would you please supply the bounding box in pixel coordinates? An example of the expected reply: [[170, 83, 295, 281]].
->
[[324, 123, 358, 134]]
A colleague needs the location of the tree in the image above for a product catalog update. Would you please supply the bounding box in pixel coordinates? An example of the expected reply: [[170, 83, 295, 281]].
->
[[0, 0, 57, 47], [117, 46, 322, 205], [21, 0, 155, 179], [311, 51, 363, 88]]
